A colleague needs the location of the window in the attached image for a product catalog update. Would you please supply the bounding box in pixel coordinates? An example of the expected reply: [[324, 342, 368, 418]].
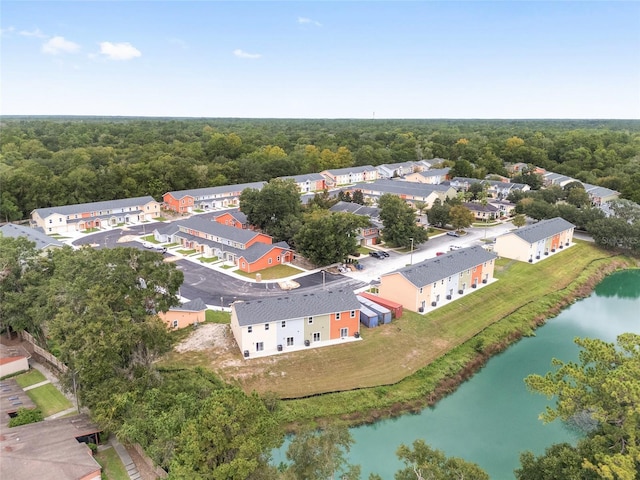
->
[[340, 327, 348, 338], [419, 287, 423, 294], [248, 326, 252, 333], [335, 312, 341, 320], [286, 337, 294, 346], [49, 219, 52, 224], [308, 317, 313, 324], [350, 310, 356, 318], [276, 256, 280, 262], [433, 282, 436, 288], [281, 321, 286, 328], [268, 258, 273, 264], [256, 342, 264, 352], [172, 320, 178, 328], [265, 323, 269, 331], [313, 332, 321, 342]]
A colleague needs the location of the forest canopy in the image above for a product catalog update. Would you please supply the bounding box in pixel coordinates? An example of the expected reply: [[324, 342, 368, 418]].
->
[[1, 117, 639, 221]]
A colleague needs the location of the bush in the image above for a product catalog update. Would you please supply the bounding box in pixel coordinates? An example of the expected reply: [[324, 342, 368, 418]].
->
[[8, 408, 44, 427]]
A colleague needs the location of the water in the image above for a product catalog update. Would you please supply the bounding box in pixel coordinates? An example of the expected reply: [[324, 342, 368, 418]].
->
[[275, 269, 640, 479]]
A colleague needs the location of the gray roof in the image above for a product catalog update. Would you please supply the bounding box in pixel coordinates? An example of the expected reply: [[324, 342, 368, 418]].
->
[[323, 165, 376, 175], [165, 181, 266, 200], [233, 289, 361, 326], [451, 177, 528, 191], [32, 196, 157, 218], [0, 224, 64, 249], [462, 202, 499, 213], [279, 173, 326, 183], [175, 216, 262, 244], [215, 209, 248, 224], [417, 167, 451, 177], [582, 183, 620, 198], [351, 179, 453, 197], [329, 201, 380, 219], [171, 298, 207, 312], [237, 240, 291, 263], [506, 217, 575, 244], [383, 245, 497, 288]]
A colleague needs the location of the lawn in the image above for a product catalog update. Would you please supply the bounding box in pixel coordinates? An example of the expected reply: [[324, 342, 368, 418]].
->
[[14, 369, 47, 388], [153, 216, 168, 221], [200, 256, 219, 263], [177, 249, 197, 255], [233, 264, 304, 280], [95, 446, 130, 480], [142, 235, 160, 243], [25, 383, 73, 417], [163, 242, 626, 407]]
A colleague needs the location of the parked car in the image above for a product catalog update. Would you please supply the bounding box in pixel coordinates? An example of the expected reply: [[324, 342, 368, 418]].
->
[[449, 245, 462, 251], [436, 251, 446, 256], [380, 251, 390, 257], [369, 251, 384, 259], [446, 231, 460, 237]]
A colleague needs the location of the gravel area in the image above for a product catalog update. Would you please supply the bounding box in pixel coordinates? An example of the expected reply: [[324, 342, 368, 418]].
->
[[174, 323, 234, 353]]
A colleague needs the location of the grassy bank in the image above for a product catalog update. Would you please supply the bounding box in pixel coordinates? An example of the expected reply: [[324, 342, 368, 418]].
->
[[273, 242, 636, 428]]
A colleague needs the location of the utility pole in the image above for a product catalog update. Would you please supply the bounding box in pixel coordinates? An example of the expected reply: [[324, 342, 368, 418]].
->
[[410, 237, 414, 265]]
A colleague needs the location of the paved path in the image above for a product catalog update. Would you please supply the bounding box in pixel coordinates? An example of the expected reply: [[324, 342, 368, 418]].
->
[[23, 379, 51, 390], [46, 406, 78, 420], [111, 438, 142, 480]]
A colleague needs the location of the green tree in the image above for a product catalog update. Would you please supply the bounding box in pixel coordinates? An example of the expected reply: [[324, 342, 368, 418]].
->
[[566, 187, 591, 208], [525, 334, 640, 480], [448, 205, 475, 232], [8, 407, 44, 427], [378, 194, 427, 248], [294, 211, 370, 266], [516, 442, 602, 480], [240, 179, 302, 242], [392, 439, 489, 480], [427, 199, 451, 228], [512, 214, 527, 228], [282, 424, 360, 480], [587, 218, 640, 252], [169, 387, 282, 480]]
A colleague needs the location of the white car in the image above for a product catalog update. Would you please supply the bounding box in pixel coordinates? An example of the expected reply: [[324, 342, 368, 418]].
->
[[449, 245, 462, 251]]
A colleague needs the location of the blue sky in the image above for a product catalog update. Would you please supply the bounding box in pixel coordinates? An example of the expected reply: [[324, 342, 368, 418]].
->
[[2, 1, 639, 119]]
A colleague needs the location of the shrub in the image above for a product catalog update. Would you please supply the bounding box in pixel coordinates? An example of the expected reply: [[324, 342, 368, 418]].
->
[[8, 408, 44, 427]]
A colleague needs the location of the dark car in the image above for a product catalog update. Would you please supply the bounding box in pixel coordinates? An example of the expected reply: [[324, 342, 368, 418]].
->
[[380, 251, 390, 257], [369, 251, 384, 259], [446, 231, 460, 237]]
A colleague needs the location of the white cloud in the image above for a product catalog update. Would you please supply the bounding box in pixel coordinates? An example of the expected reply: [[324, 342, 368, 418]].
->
[[298, 17, 322, 27], [1, 26, 16, 36], [20, 28, 47, 38], [233, 49, 261, 59], [42, 36, 81, 55], [99, 41, 142, 60]]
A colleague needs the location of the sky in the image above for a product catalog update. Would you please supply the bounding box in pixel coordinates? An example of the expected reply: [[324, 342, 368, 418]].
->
[[1, 1, 639, 119]]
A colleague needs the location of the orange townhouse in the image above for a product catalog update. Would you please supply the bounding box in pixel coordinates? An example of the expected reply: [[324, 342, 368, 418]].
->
[[158, 298, 207, 329], [230, 288, 361, 358], [379, 245, 497, 314], [278, 173, 327, 193], [162, 182, 266, 214], [158, 216, 292, 273], [494, 217, 575, 264], [213, 209, 250, 229]]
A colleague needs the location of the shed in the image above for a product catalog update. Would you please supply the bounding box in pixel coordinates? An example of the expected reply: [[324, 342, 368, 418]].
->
[[357, 295, 392, 324], [359, 305, 380, 328], [358, 292, 403, 319]]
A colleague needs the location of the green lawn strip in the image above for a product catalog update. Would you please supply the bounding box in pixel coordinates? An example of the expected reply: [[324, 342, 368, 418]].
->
[[206, 310, 230, 324], [25, 383, 73, 417], [95, 446, 130, 480], [177, 249, 197, 255], [142, 235, 160, 243], [200, 256, 219, 263], [153, 216, 168, 221], [233, 264, 304, 280], [14, 369, 47, 388]]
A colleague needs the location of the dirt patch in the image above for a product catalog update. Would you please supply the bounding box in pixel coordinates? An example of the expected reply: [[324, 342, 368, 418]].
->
[[174, 324, 234, 353]]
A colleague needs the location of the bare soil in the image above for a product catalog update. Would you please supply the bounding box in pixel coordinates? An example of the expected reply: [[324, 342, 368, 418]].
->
[[174, 323, 234, 353]]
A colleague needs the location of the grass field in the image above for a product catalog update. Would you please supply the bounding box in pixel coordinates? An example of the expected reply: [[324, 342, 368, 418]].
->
[[233, 264, 304, 280], [25, 383, 73, 417], [95, 447, 130, 480], [14, 369, 46, 388]]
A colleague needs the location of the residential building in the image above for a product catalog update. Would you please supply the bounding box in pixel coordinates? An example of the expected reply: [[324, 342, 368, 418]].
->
[[278, 173, 326, 193], [347, 179, 457, 208], [462, 202, 500, 221], [542, 172, 576, 188], [488, 200, 517, 218], [159, 298, 207, 329], [0, 223, 64, 250], [449, 177, 530, 199], [404, 167, 451, 185], [582, 183, 621, 206], [329, 201, 381, 246], [376, 162, 426, 179], [321, 165, 378, 187], [162, 181, 266, 214], [230, 289, 361, 358], [31, 196, 160, 235], [494, 217, 575, 263], [214, 209, 250, 229], [379, 245, 498, 313], [154, 216, 292, 273], [0, 344, 30, 377]]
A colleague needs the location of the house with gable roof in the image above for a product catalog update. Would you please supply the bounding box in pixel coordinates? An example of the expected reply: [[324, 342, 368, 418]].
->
[[213, 209, 250, 229], [0, 223, 64, 251], [159, 297, 207, 329], [404, 167, 451, 185], [347, 179, 456, 209], [278, 173, 326, 193], [155, 216, 292, 273], [162, 181, 266, 214], [494, 217, 575, 263], [376, 161, 425, 179], [31, 196, 160, 235], [230, 289, 361, 358], [379, 246, 497, 313], [329, 201, 381, 246], [321, 165, 379, 187]]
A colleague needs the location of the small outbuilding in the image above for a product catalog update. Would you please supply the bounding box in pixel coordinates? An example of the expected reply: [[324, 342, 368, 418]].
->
[[357, 296, 392, 325], [359, 305, 380, 328], [358, 292, 403, 319]]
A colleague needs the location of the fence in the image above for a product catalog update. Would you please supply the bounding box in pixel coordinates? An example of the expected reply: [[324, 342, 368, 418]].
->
[[19, 331, 68, 374], [132, 443, 168, 479]]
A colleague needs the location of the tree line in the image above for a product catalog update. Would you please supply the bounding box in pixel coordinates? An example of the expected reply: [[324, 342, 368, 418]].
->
[[2, 118, 639, 221]]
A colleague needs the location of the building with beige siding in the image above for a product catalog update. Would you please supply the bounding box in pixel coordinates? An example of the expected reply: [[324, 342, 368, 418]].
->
[[494, 217, 575, 263], [379, 246, 497, 314]]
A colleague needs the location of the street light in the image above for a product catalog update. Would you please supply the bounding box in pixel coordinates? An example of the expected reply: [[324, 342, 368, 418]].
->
[[321, 270, 326, 289], [410, 237, 414, 265]]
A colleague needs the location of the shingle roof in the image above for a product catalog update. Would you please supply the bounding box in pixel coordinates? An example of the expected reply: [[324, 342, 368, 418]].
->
[[32, 196, 157, 218], [418, 167, 451, 177], [279, 173, 326, 183], [171, 298, 207, 312], [233, 289, 361, 326], [506, 217, 575, 244], [237, 241, 291, 263], [462, 202, 499, 213], [0, 224, 64, 249], [175, 216, 263, 244], [582, 183, 620, 198], [215, 209, 248, 224], [329, 201, 380, 219], [165, 182, 266, 200], [382, 245, 497, 288], [324, 165, 376, 175], [352, 179, 453, 197]]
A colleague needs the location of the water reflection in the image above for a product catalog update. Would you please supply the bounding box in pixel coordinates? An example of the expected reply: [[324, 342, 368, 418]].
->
[[595, 269, 640, 299]]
